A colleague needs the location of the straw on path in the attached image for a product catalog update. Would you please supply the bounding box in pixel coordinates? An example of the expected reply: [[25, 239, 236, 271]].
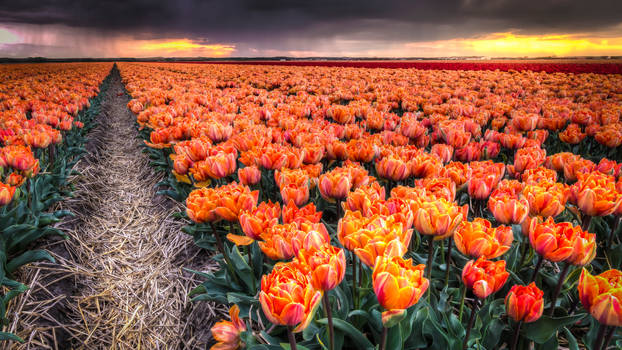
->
[[5, 66, 221, 349]]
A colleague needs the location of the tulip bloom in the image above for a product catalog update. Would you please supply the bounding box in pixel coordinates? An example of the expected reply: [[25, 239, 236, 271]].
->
[[258, 223, 300, 260], [239, 201, 281, 240], [282, 201, 322, 225], [566, 227, 597, 266], [509, 146, 546, 176], [523, 181, 569, 218], [318, 170, 352, 202], [186, 183, 259, 223], [297, 244, 346, 292], [280, 183, 310, 207], [488, 182, 529, 225], [462, 257, 509, 299], [454, 218, 513, 259], [375, 155, 410, 182], [571, 171, 622, 217], [578, 268, 622, 327], [210, 305, 246, 350], [0, 183, 16, 207], [413, 198, 467, 240], [238, 166, 261, 186], [343, 182, 386, 215], [259, 262, 322, 332], [529, 217, 577, 263], [373, 256, 429, 324], [505, 282, 544, 323]]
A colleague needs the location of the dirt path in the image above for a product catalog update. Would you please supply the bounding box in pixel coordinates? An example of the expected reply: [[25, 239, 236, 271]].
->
[[5, 67, 216, 349]]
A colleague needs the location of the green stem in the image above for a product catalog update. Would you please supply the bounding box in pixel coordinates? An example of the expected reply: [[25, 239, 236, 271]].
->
[[426, 235, 434, 280], [352, 254, 358, 310], [246, 244, 256, 291], [547, 263, 571, 317], [582, 214, 593, 231], [212, 222, 239, 285], [323, 293, 334, 350], [593, 324, 608, 350], [463, 300, 479, 350], [444, 238, 453, 288], [458, 285, 467, 323], [511, 321, 523, 350], [379, 326, 388, 350], [530, 254, 544, 283], [287, 326, 298, 350], [602, 326, 617, 350], [609, 216, 621, 249]]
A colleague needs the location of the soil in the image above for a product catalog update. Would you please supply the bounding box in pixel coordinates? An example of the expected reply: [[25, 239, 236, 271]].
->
[[5, 66, 217, 349]]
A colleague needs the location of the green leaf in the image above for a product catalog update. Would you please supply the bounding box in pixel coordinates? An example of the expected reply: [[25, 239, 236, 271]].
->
[[0, 331, 24, 342], [524, 313, 587, 344], [6, 250, 55, 274], [280, 343, 310, 350], [316, 318, 374, 350], [386, 325, 403, 350], [562, 327, 579, 350]]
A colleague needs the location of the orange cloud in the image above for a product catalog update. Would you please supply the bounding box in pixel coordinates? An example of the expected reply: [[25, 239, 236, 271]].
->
[[403, 32, 622, 57], [135, 39, 235, 56]]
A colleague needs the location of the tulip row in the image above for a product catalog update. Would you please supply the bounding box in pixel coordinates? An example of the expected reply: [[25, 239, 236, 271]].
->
[[0, 62, 113, 341], [120, 62, 622, 350], [177, 60, 622, 75]]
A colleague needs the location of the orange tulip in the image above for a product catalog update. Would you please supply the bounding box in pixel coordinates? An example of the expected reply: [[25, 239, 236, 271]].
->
[[343, 182, 386, 215], [488, 181, 529, 225], [522, 166, 557, 185], [505, 282, 544, 323], [259, 145, 288, 170], [462, 257, 509, 299], [186, 183, 258, 223], [523, 181, 569, 218], [239, 200, 280, 240], [528, 217, 577, 262], [413, 198, 467, 240], [238, 166, 261, 186], [5, 173, 24, 187], [210, 305, 246, 350], [440, 161, 469, 190], [409, 152, 442, 178], [282, 201, 322, 225], [375, 155, 410, 182], [454, 218, 513, 259], [430, 144, 453, 164], [415, 177, 456, 202], [509, 146, 546, 176], [468, 173, 499, 200], [291, 225, 331, 256], [559, 123, 587, 144], [545, 152, 578, 173], [346, 139, 375, 163], [297, 244, 346, 292], [258, 223, 300, 260], [280, 183, 310, 207], [0, 183, 16, 207], [578, 268, 622, 327], [455, 142, 482, 162], [318, 169, 352, 202], [373, 256, 429, 325], [191, 151, 237, 181], [259, 262, 322, 332], [571, 171, 622, 217], [566, 227, 597, 266], [563, 158, 596, 183]]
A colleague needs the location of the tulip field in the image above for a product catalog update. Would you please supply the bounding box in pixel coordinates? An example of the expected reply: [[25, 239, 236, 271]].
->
[[1, 61, 622, 349]]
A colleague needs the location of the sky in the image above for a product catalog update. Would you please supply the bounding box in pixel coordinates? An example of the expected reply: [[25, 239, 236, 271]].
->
[[1, 0, 622, 58]]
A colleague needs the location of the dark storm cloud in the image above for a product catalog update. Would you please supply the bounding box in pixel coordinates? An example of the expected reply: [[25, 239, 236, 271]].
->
[[1, 0, 621, 43]]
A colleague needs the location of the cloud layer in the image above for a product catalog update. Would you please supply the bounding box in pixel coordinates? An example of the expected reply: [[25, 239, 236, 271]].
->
[[1, 0, 622, 57]]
